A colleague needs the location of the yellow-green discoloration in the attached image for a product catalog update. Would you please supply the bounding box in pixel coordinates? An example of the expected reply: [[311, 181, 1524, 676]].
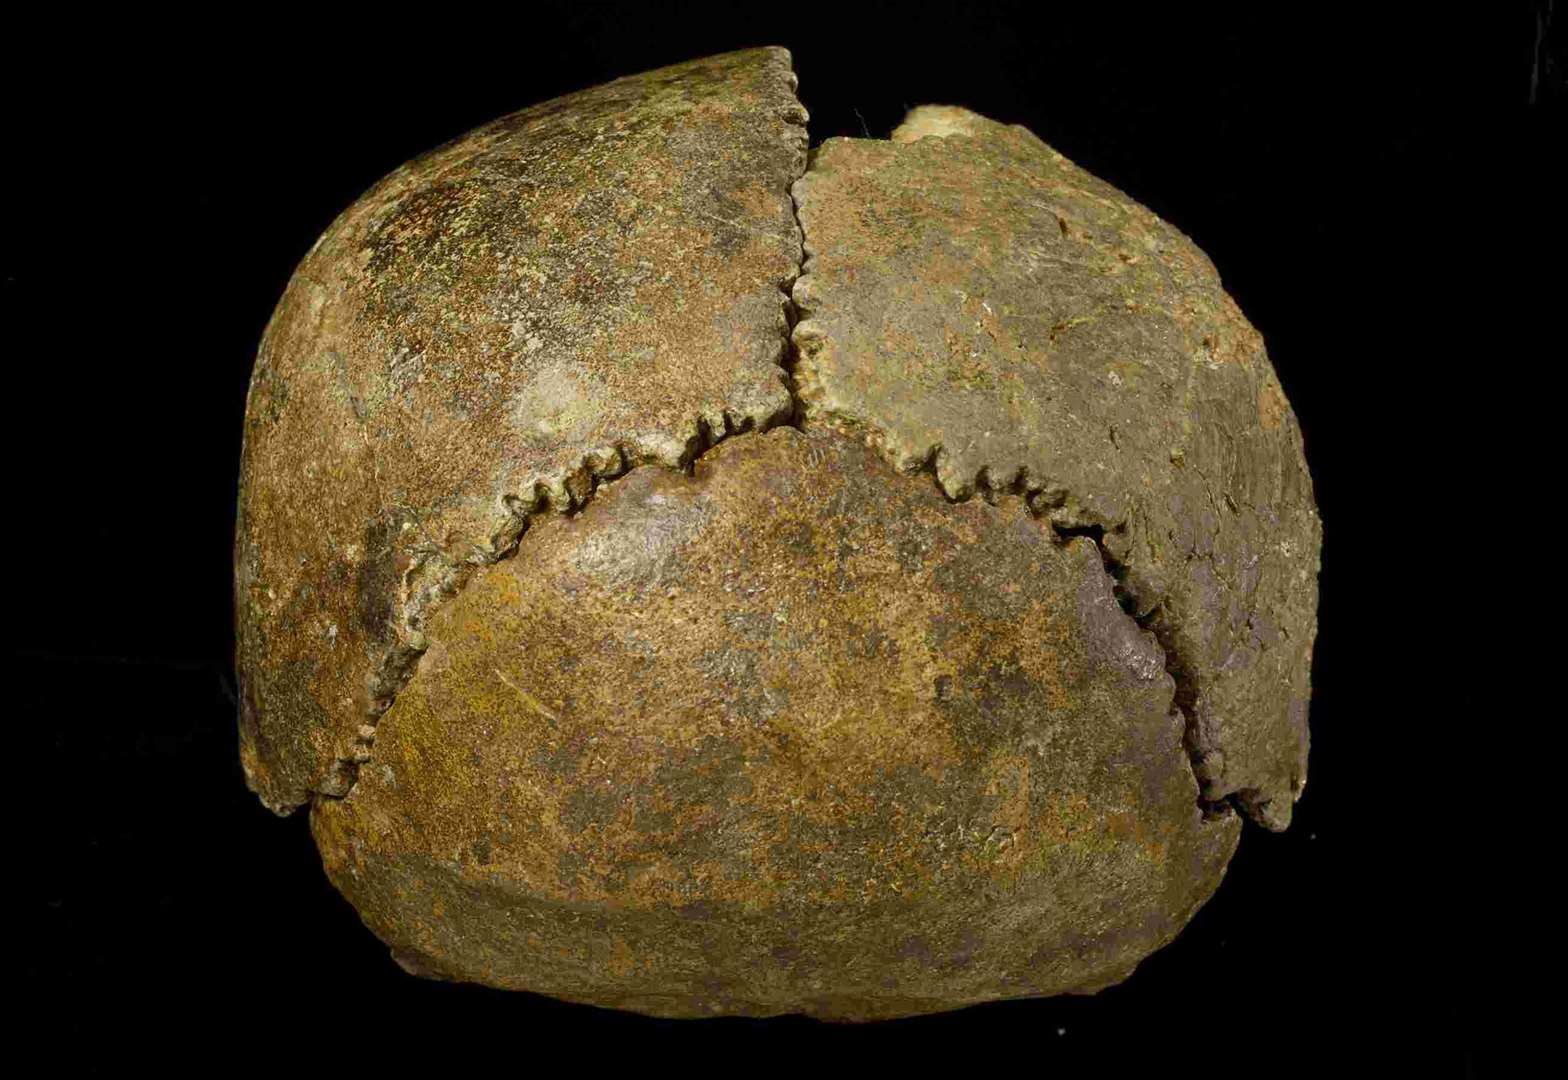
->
[[239, 52, 1320, 1020], [313, 429, 1238, 1019], [793, 107, 1321, 827], [236, 48, 807, 811]]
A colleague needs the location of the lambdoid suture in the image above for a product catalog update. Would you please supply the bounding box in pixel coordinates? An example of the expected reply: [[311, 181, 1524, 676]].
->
[[236, 47, 1320, 1020]]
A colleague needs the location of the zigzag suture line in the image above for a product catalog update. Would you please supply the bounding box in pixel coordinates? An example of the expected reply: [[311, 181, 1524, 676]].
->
[[316, 100, 1238, 829]]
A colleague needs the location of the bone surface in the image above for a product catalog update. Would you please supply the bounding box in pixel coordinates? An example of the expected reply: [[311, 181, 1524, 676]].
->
[[235, 46, 1321, 1019]]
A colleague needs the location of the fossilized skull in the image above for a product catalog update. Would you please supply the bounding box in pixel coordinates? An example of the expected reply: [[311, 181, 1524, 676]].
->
[[235, 47, 1320, 1020]]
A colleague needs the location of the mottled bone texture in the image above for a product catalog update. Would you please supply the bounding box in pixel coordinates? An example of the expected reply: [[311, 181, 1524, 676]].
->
[[235, 48, 806, 811], [794, 106, 1320, 828], [236, 48, 1320, 1019]]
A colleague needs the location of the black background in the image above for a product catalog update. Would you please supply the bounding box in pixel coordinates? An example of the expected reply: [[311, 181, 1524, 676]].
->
[[16, 3, 1549, 1072]]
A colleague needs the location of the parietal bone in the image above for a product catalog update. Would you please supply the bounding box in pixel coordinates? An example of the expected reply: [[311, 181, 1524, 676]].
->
[[235, 47, 1321, 1020]]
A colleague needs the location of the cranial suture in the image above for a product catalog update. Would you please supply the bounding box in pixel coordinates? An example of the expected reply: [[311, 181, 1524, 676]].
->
[[235, 48, 1321, 1020]]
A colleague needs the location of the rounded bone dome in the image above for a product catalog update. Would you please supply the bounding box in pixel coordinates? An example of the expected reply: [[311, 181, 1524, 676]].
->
[[235, 47, 1320, 1020]]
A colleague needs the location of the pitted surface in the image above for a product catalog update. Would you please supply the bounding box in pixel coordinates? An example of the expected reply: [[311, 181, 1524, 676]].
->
[[312, 428, 1238, 1019], [236, 51, 1322, 1018], [235, 48, 807, 810], [791, 107, 1321, 826]]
